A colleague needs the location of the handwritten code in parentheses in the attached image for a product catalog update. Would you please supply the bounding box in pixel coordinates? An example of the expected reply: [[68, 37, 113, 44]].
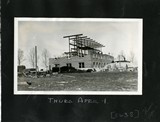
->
[[111, 109, 139, 119]]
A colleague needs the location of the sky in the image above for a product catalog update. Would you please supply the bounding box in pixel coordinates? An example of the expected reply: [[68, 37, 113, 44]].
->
[[17, 18, 142, 69]]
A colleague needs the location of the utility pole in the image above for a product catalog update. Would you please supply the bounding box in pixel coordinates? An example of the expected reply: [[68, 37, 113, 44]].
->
[[35, 46, 38, 77]]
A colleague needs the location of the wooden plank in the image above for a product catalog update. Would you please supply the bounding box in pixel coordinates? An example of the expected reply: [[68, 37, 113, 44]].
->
[[69, 36, 87, 40], [63, 34, 83, 38]]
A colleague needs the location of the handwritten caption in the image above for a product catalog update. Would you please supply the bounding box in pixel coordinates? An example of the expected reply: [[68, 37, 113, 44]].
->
[[110, 103, 155, 120], [111, 110, 139, 119], [48, 97, 156, 120], [48, 97, 108, 104]]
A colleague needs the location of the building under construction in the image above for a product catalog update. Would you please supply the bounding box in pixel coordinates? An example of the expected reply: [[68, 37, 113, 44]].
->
[[49, 34, 114, 71]]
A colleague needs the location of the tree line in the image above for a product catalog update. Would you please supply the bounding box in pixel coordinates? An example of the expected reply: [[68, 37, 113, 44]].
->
[[18, 48, 50, 70], [117, 50, 136, 63], [18, 48, 136, 70]]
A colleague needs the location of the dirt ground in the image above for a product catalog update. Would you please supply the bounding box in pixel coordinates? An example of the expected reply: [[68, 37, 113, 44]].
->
[[18, 72, 138, 91]]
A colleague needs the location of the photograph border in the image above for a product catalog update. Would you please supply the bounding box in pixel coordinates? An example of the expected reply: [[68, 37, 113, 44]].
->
[[14, 18, 143, 95]]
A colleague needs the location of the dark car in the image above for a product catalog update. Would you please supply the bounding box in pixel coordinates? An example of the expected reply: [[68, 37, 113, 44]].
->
[[60, 66, 77, 73]]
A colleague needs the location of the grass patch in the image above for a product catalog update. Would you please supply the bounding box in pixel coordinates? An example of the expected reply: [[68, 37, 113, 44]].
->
[[18, 72, 138, 91]]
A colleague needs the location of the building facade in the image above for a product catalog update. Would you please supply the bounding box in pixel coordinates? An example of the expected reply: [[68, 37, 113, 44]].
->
[[49, 34, 114, 71], [49, 52, 114, 70]]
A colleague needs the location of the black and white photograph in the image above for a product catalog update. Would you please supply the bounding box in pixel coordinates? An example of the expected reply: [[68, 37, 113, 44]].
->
[[3, 0, 160, 121], [14, 18, 142, 95]]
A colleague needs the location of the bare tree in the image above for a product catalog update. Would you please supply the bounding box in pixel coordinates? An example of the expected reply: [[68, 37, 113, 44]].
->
[[28, 48, 35, 68], [117, 50, 126, 61], [120, 50, 126, 61], [117, 55, 121, 61], [18, 48, 25, 65], [129, 51, 135, 63], [41, 49, 50, 70]]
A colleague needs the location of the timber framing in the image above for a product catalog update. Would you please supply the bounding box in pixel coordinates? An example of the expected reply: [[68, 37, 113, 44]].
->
[[63, 34, 104, 57]]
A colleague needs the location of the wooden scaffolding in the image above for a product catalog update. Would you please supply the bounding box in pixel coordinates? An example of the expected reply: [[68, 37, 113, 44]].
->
[[63, 34, 105, 57]]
